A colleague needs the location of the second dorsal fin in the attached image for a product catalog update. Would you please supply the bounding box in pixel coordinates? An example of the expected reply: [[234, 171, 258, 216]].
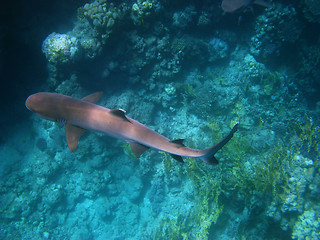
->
[[170, 139, 185, 147]]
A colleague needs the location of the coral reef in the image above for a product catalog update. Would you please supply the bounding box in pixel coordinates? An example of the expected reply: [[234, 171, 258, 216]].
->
[[172, 6, 197, 29], [148, 175, 166, 215], [292, 208, 320, 239], [303, 0, 320, 23], [156, 156, 223, 239], [78, 0, 125, 42], [250, 4, 303, 61], [42, 0, 162, 67], [295, 39, 320, 99], [131, 0, 161, 26], [41, 0, 231, 86], [208, 37, 229, 62]]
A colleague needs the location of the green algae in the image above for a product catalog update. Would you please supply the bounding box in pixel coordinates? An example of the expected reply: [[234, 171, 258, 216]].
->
[[158, 153, 223, 239], [219, 128, 294, 205], [122, 143, 138, 161], [187, 158, 223, 240], [182, 84, 197, 97], [155, 216, 188, 240], [260, 71, 283, 96], [291, 115, 320, 154]]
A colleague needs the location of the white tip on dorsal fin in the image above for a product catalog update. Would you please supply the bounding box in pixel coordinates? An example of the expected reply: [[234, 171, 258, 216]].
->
[[110, 109, 131, 123], [65, 123, 86, 152], [82, 92, 103, 104]]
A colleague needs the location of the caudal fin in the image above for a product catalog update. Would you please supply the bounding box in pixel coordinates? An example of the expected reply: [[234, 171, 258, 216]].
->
[[199, 122, 239, 165]]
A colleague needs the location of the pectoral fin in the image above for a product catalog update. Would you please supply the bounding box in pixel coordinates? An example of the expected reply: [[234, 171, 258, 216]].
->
[[65, 123, 86, 152], [129, 142, 149, 158]]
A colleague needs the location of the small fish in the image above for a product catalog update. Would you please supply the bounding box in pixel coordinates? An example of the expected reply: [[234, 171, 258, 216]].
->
[[26, 92, 238, 165]]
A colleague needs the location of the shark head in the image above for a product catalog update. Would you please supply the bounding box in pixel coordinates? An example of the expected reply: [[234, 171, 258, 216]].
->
[[25, 92, 58, 121]]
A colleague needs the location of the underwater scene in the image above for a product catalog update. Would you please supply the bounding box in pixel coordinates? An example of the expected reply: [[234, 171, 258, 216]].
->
[[1, 0, 320, 239]]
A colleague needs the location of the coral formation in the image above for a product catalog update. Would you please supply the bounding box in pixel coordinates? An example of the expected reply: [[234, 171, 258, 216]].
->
[[295, 39, 320, 99], [303, 0, 320, 23], [131, 0, 160, 26], [250, 4, 302, 61], [208, 37, 229, 62], [172, 6, 197, 29], [156, 156, 224, 239], [79, 0, 124, 41], [42, 33, 79, 65], [292, 208, 320, 239]]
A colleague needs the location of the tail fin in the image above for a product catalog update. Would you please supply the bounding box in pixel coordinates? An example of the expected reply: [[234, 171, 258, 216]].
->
[[199, 122, 239, 165]]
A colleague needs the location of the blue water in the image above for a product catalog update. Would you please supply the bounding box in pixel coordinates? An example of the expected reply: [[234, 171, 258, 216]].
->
[[1, 0, 320, 239]]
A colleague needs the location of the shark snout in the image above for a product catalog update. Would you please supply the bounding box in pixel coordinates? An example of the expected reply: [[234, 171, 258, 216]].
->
[[25, 96, 32, 111], [25, 93, 43, 112], [25, 95, 35, 111]]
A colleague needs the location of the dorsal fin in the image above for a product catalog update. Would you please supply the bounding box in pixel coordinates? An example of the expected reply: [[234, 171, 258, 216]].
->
[[65, 123, 86, 152], [82, 92, 103, 104], [129, 142, 149, 158], [170, 139, 185, 147], [110, 109, 131, 123]]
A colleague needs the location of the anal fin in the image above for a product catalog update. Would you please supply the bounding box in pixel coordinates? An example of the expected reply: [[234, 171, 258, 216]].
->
[[65, 123, 86, 152], [170, 154, 184, 163]]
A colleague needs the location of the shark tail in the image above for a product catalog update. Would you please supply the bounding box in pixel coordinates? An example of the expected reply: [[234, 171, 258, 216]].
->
[[199, 122, 239, 165]]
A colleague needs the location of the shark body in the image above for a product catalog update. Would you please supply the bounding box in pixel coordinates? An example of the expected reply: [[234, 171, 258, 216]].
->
[[221, 0, 272, 13], [25, 92, 238, 165]]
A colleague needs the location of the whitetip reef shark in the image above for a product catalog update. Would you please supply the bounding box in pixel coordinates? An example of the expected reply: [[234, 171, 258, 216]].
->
[[25, 92, 238, 165], [221, 0, 272, 14]]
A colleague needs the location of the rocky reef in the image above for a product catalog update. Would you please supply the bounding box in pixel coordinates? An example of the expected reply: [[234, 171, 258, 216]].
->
[[250, 3, 303, 61], [303, 0, 320, 23]]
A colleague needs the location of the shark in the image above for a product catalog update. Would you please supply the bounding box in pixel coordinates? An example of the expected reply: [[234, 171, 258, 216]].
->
[[25, 92, 238, 165], [221, 0, 272, 13]]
